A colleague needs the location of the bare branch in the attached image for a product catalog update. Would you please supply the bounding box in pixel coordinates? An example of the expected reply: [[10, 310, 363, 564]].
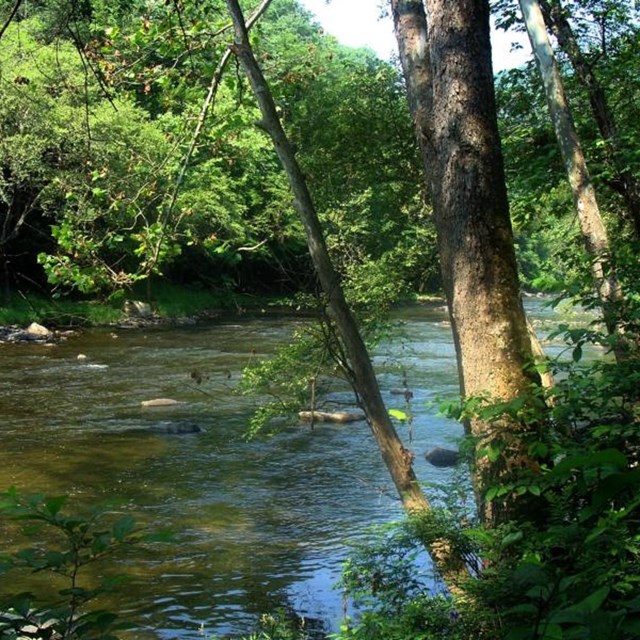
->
[[237, 239, 268, 252]]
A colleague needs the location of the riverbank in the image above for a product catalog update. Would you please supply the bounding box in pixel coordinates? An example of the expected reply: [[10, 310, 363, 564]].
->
[[1, 283, 442, 336], [0, 283, 307, 329]]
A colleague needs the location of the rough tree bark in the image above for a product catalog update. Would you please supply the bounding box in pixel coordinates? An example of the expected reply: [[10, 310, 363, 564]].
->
[[224, 0, 470, 588], [391, 0, 544, 523], [518, 0, 625, 352], [538, 0, 640, 238]]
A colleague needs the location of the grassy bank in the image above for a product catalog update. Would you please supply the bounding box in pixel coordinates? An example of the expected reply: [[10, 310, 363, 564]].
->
[[0, 283, 294, 328]]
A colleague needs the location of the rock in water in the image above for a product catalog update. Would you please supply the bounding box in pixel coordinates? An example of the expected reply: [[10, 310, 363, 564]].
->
[[26, 322, 52, 338], [141, 398, 182, 407], [424, 447, 460, 467], [148, 421, 202, 435]]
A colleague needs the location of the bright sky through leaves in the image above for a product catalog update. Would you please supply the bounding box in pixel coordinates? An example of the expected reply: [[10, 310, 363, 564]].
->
[[299, 0, 531, 72]]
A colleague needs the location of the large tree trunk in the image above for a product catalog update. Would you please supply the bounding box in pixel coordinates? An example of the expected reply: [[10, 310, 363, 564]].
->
[[224, 0, 470, 588], [538, 0, 640, 238], [392, 0, 543, 524], [518, 0, 625, 354]]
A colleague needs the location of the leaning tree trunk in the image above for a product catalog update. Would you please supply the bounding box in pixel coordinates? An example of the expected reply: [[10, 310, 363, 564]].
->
[[538, 0, 640, 239], [518, 0, 625, 355], [391, 0, 544, 525], [224, 0, 470, 589]]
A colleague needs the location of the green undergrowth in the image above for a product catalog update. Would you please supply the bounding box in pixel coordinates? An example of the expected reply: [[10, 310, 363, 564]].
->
[[0, 282, 300, 328]]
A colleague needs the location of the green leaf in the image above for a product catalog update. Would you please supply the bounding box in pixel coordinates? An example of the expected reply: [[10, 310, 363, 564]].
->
[[481, 443, 503, 463], [590, 469, 640, 510], [463, 527, 494, 546], [44, 496, 67, 517], [528, 441, 549, 459], [44, 551, 66, 568], [539, 623, 563, 640], [580, 586, 610, 612], [388, 409, 408, 421], [550, 587, 610, 624], [485, 485, 500, 501], [3, 593, 34, 617], [501, 530, 523, 548], [551, 449, 627, 478]]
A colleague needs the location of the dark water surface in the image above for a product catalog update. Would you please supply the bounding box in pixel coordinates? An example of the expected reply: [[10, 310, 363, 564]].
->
[[0, 298, 585, 637]]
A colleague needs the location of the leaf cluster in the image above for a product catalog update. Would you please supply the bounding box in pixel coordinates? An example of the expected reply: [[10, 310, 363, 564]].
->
[[0, 487, 152, 640]]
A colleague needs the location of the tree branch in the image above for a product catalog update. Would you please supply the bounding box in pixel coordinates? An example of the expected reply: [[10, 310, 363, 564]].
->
[[0, 0, 23, 42], [146, 0, 274, 274]]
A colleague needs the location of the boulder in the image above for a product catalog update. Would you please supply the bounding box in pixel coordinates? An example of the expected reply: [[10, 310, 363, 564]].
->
[[26, 322, 51, 337], [123, 300, 153, 319], [425, 447, 460, 467]]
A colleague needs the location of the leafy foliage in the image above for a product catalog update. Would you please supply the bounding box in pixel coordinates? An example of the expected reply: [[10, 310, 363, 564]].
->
[[1, 0, 430, 301], [333, 521, 477, 640], [494, 1, 640, 291], [0, 488, 149, 640]]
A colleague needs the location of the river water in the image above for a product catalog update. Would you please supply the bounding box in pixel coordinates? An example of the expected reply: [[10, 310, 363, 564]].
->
[[0, 298, 580, 638]]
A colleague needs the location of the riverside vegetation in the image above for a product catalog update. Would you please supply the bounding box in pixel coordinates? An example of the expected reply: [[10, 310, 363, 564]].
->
[[1, 0, 640, 638]]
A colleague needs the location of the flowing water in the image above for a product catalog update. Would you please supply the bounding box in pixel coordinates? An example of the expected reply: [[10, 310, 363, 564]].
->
[[0, 298, 590, 638]]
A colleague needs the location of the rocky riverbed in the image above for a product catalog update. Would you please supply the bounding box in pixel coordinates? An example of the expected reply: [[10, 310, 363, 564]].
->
[[0, 322, 74, 344], [0, 299, 224, 345]]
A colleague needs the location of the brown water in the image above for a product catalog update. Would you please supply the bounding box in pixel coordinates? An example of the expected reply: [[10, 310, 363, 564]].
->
[[0, 299, 578, 638]]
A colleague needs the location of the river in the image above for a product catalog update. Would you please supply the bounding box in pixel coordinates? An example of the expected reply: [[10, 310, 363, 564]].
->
[[0, 297, 585, 638]]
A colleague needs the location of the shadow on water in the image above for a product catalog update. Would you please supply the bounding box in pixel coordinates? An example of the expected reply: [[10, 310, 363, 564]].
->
[[0, 299, 581, 637]]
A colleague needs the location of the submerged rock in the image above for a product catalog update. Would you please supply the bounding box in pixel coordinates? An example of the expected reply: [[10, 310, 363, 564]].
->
[[425, 447, 460, 467], [148, 421, 202, 435]]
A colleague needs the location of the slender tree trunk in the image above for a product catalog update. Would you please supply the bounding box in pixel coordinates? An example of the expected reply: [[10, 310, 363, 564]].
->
[[538, 0, 640, 238], [224, 0, 470, 588], [1, 249, 11, 305], [518, 0, 625, 353], [392, 0, 544, 524]]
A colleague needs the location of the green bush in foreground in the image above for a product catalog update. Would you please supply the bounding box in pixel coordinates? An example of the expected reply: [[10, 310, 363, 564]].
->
[[0, 488, 145, 640]]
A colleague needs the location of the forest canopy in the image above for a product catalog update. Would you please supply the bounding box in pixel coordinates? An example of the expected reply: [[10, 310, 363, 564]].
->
[[0, 0, 435, 303], [2, 0, 636, 306]]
